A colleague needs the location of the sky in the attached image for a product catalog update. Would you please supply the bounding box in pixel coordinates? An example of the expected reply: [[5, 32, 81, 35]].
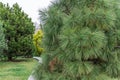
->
[[0, 0, 53, 24]]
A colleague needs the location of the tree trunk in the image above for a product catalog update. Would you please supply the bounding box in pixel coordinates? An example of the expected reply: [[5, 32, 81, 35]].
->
[[8, 56, 13, 61]]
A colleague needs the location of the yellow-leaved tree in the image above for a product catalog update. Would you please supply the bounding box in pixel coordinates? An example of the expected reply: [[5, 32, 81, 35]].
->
[[33, 30, 43, 56]]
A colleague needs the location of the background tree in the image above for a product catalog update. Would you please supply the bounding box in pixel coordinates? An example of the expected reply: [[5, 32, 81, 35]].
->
[[33, 30, 43, 56], [0, 22, 7, 60], [11, 3, 35, 58], [0, 3, 35, 60], [33, 0, 120, 80]]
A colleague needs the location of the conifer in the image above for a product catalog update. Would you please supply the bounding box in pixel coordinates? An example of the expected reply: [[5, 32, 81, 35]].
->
[[33, 0, 120, 80]]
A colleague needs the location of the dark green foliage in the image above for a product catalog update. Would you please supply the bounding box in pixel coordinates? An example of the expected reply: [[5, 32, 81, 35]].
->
[[34, 0, 120, 80], [0, 3, 35, 60], [0, 22, 7, 59]]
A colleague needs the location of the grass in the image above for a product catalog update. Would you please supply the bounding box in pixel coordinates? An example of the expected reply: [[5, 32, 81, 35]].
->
[[0, 58, 37, 80], [0, 58, 119, 80]]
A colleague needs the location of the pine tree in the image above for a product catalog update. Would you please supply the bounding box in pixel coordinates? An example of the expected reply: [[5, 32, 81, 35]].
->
[[33, 0, 120, 80], [0, 22, 7, 59]]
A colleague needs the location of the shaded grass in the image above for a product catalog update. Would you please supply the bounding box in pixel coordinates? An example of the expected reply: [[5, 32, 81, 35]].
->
[[0, 58, 37, 80]]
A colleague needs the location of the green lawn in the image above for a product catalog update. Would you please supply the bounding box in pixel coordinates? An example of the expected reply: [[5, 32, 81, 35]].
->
[[0, 58, 119, 80], [0, 58, 37, 80]]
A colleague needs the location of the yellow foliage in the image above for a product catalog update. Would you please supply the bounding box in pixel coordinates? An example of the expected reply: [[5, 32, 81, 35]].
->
[[33, 30, 43, 56]]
